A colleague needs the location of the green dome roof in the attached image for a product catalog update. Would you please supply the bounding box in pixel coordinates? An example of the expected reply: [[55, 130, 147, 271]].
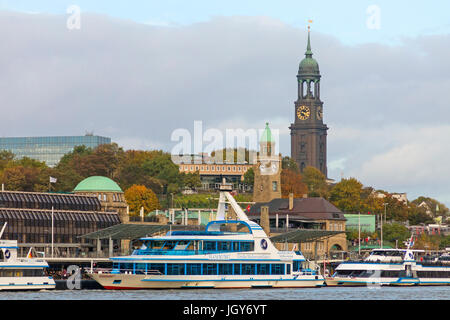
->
[[298, 29, 320, 76], [73, 176, 123, 192], [299, 57, 320, 75], [260, 122, 274, 143]]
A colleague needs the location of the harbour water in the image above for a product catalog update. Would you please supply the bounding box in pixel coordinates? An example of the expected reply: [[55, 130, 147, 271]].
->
[[1, 286, 449, 300]]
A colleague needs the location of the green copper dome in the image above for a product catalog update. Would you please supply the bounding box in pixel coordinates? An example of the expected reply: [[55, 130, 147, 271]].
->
[[260, 122, 274, 143], [73, 176, 123, 192], [298, 30, 320, 76]]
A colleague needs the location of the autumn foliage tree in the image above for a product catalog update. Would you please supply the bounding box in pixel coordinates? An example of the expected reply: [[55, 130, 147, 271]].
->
[[280, 169, 308, 198], [124, 185, 161, 216]]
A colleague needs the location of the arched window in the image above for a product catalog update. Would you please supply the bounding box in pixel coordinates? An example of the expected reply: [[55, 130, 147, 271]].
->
[[300, 162, 306, 172]]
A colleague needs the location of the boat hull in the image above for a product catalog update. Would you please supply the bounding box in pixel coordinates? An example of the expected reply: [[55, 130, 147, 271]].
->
[[0, 276, 56, 291], [89, 273, 324, 290]]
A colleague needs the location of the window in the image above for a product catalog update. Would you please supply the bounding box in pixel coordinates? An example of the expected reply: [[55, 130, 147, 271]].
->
[[240, 241, 254, 252], [186, 264, 202, 275], [218, 241, 231, 251], [242, 264, 256, 275], [167, 264, 185, 275], [203, 241, 217, 251], [218, 264, 233, 275], [271, 264, 284, 275], [204, 264, 217, 275], [257, 264, 270, 275], [272, 181, 278, 191]]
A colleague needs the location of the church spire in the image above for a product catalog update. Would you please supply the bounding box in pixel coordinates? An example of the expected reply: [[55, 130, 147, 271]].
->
[[305, 25, 313, 58]]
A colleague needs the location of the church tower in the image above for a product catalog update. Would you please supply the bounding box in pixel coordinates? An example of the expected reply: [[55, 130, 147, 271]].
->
[[289, 27, 328, 177]]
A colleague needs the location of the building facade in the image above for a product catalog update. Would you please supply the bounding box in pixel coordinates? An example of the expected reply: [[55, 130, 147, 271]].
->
[[248, 196, 347, 257], [253, 123, 282, 203], [0, 190, 121, 257], [0, 135, 111, 167], [177, 156, 253, 191], [289, 28, 328, 176]]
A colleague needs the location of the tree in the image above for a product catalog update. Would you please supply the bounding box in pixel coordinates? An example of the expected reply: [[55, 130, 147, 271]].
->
[[281, 156, 299, 173], [329, 178, 363, 213], [243, 167, 254, 187], [181, 171, 202, 190], [382, 223, 411, 245], [124, 185, 161, 216], [301, 166, 328, 198], [280, 169, 308, 198]]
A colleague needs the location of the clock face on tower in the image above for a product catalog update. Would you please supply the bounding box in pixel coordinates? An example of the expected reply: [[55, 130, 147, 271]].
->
[[297, 106, 310, 120], [316, 107, 323, 120]]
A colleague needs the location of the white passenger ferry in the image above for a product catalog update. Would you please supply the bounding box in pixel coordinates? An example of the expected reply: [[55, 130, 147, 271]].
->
[[325, 238, 450, 287], [89, 183, 324, 289], [0, 223, 56, 290]]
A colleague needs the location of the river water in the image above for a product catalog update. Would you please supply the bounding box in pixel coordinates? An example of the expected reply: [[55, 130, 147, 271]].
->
[[1, 286, 449, 300]]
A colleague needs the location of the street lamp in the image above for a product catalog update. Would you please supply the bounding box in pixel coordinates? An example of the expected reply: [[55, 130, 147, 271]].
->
[[381, 203, 388, 248]]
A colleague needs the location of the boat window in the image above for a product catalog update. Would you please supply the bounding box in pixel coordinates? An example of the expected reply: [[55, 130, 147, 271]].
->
[[176, 241, 191, 250], [271, 264, 285, 275], [240, 241, 254, 252], [167, 264, 185, 275], [218, 241, 232, 251], [204, 264, 217, 275], [218, 264, 233, 275], [150, 241, 165, 250], [186, 264, 202, 275], [257, 264, 270, 275], [163, 241, 178, 250], [147, 264, 165, 274], [242, 264, 256, 275], [204, 241, 217, 251]]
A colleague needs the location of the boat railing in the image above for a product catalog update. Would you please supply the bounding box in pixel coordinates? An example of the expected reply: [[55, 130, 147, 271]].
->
[[133, 249, 250, 256], [92, 268, 164, 275]]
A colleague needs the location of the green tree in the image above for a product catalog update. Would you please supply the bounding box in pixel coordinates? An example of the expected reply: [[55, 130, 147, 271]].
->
[[329, 178, 363, 213], [382, 223, 411, 245], [181, 171, 202, 190], [301, 166, 328, 198], [281, 156, 299, 173], [243, 167, 254, 186]]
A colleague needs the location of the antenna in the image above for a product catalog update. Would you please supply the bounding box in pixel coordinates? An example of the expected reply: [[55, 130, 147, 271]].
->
[[0, 222, 7, 239]]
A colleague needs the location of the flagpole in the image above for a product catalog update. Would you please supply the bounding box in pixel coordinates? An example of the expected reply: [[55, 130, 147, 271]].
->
[[358, 212, 361, 256], [51, 206, 54, 258]]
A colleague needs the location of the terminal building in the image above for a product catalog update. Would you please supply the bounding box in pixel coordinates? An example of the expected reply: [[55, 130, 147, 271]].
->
[[0, 176, 124, 257], [0, 135, 111, 167]]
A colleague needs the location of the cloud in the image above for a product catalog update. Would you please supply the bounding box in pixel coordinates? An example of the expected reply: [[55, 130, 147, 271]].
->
[[0, 11, 449, 205]]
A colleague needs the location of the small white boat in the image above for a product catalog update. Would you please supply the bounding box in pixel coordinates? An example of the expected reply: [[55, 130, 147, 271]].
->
[[88, 182, 324, 289], [0, 223, 56, 291]]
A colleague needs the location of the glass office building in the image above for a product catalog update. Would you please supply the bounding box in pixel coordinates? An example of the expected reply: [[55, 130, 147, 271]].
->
[[0, 135, 111, 167]]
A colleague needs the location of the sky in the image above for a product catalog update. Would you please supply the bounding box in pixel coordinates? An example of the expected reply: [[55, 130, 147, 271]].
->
[[0, 1, 449, 206]]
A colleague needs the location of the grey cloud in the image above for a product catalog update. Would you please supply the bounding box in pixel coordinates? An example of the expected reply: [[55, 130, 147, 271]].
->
[[1, 11, 449, 205]]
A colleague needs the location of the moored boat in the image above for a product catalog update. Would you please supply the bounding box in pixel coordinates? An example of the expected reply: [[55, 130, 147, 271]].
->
[[0, 223, 56, 291], [325, 237, 450, 287], [88, 183, 325, 289]]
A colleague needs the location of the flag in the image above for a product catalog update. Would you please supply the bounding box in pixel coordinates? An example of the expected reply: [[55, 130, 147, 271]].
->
[[27, 248, 33, 258], [49, 176, 57, 183], [246, 205, 251, 212]]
